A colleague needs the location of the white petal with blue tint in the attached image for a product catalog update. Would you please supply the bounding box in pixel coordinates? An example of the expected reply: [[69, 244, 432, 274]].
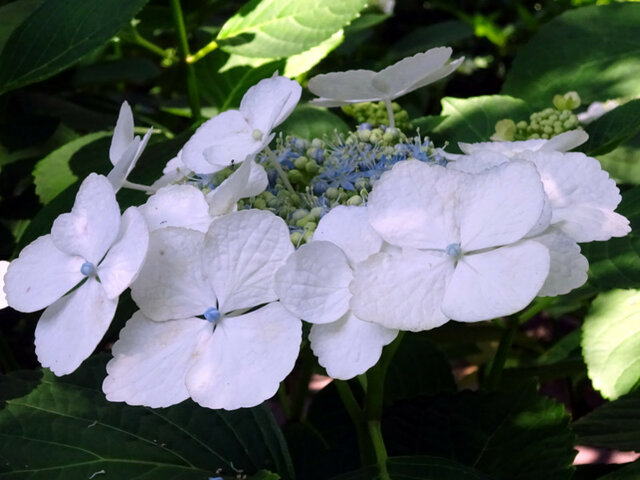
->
[[140, 184, 212, 232]]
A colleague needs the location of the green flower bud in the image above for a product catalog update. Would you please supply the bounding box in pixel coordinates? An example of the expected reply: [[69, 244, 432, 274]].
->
[[325, 187, 339, 201], [347, 195, 363, 206]]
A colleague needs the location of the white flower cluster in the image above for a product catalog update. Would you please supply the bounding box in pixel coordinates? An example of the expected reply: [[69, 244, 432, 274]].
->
[[2, 48, 631, 410]]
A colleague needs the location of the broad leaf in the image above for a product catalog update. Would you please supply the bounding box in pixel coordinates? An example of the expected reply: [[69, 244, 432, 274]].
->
[[579, 99, 640, 157], [0, 0, 43, 55], [502, 3, 640, 109], [0, 356, 294, 480], [383, 383, 575, 480], [331, 456, 493, 480], [430, 95, 530, 151], [598, 461, 640, 479], [216, 0, 367, 58], [33, 131, 111, 205], [582, 289, 640, 400], [597, 138, 640, 186], [573, 389, 640, 451], [277, 105, 349, 139], [0, 0, 150, 94]]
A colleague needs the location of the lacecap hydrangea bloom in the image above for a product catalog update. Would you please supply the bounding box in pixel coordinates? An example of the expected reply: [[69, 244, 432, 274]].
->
[[4, 174, 149, 375]]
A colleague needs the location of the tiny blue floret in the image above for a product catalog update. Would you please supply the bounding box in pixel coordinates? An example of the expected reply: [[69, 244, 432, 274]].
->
[[80, 261, 97, 277], [445, 243, 462, 258], [204, 307, 221, 323]]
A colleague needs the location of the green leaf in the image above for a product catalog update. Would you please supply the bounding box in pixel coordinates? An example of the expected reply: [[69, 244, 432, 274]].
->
[[277, 105, 349, 139], [598, 461, 640, 480], [388, 20, 473, 61], [430, 96, 530, 151], [0, 0, 150, 94], [383, 383, 575, 480], [582, 289, 640, 400], [579, 99, 640, 156], [596, 138, 640, 186], [330, 456, 493, 480], [33, 131, 111, 205], [502, 3, 640, 109], [283, 29, 344, 78], [71, 58, 161, 87], [0, 356, 294, 480], [573, 389, 640, 451], [0, 0, 43, 56], [216, 0, 368, 58], [580, 186, 640, 291], [384, 334, 456, 406]]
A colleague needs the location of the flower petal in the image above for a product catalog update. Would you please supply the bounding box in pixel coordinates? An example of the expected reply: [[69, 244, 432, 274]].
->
[[457, 161, 546, 251], [310, 312, 398, 380], [103, 311, 210, 408], [275, 241, 352, 324], [140, 184, 211, 233], [186, 302, 301, 410], [150, 151, 190, 190], [350, 249, 453, 332], [131, 228, 212, 321], [313, 206, 383, 265], [442, 241, 550, 322], [98, 207, 149, 299], [240, 75, 301, 133], [308, 70, 381, 104], [207, 157, 268, 217], [109, 101, 134, 165], [35, 278, 117, 375], [204, 210, 293, 313], [0, 260, 9, 309], [107, 137, 140, 191], [51, 173, 121, 264], [534, 228, 588, 296], [4, 235, 84, 312]]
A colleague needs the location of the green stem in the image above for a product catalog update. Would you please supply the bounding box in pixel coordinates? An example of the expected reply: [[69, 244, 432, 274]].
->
[[266, 146, 296, 194], [132, 31, 169, 59], [486, 317, 517, 390], [277, 382, 292, 419], [518, 296, 554, 324], [290, 342, 314, 421], [368, 420, 391, 480], [169, 0, 201, 120], [187, 39, 219, 63], [335, 380, 372, 465]]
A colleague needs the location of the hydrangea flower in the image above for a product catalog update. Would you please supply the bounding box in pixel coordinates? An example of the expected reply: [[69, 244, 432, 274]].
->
[[275, 206, 397, 379], [108, 101, 153, 191], [103, 209, 302, 410], [4, 174, 149, 375], [308, 47, 463, 108], [182, 75, 301, 174], [350, 160, 551, 331]]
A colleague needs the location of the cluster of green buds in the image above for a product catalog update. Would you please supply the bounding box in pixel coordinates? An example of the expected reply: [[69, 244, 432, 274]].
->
[[492, 92, 582, 141], [342, 101, 412, 131]]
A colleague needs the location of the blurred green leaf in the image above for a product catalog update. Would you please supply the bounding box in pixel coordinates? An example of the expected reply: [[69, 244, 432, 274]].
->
[[0, 0, 150, 94], [597, 138, 640, 186], [503, 3, 640, 109], [430, 95, 530, 150], [573, 389, 640, 451], [580, 99, 640, 156], [283, 29, 344, 78], [0, 356, 294, 480], [0, 0, 43, 55], [72, 58, 161, 87], [277, 105, 349, 139], [582, 289, 640, 400], [598, 461, 640, 479], [330, 456, 493, 480], [216, 0, 367, 58], [389, 21, 473, 61], [33, 131, 110, 205], [383, 383, 575, 480]]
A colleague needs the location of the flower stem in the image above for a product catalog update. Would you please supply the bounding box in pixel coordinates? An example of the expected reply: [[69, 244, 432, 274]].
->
[[169, 0, 201, 120], [486, 317, 517, 390], [383, 99, 396, 129], [265, 146, 296, 194], [335, 380, 372, 465], [187, 39, 219, 64], [121, 180, 155, 193]]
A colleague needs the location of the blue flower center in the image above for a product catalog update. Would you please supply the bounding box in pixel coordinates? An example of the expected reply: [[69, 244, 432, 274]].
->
[[204, 307, 221, 323], [445, 243, 462, 259], [80, 261, 97, 277]]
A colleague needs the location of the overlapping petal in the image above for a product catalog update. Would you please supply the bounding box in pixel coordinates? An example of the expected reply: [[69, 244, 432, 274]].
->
[[207, 157, 268, 217], [140, 184, 212, 232], [240, 75, 301, 132], [534, 229, 588, 296]]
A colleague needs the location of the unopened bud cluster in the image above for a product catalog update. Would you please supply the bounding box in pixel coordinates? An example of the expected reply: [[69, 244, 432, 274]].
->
[[342, 101, 412, 131]]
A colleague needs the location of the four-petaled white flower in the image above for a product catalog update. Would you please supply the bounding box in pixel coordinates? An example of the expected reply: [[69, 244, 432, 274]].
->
[[103, 209, 302, 410], [350, 160, 551, 331], [275, 206, 397, 380], [181, 75, 301, 174], [4, 174, 149, 375], [108, 101, 153, 191], [308, 47, 463, 108]]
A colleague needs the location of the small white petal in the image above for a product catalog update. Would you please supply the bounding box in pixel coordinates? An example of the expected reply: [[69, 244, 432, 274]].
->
[[240, 75, 302, 133], [103, 311, 210, 408], [4, 235, 84, 312], [310, 312, 398, 380], [131, 228, 212, 321], [35, 278, 117, 376], [534, 229, 588, 296], [275, 241, 353, 324], [447, 150, 509, 174], [313, 206, 383, 265], [350, 249, 453, 332], [204, 210, 293, 313], [51, 174, 121, 264], [107, 137, 140, 191], [207, 157, 268, 217], [109, 101, 134, 165], [442, 241, 550, 322], [308, 70, 380, 104], [540, 130, 589, 152], [150, 151, 189, 190], [0, 260, 9, 309], [98, 207, 149, 299], [186, 303, 301, 410], [140, 184, 212, 233]]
